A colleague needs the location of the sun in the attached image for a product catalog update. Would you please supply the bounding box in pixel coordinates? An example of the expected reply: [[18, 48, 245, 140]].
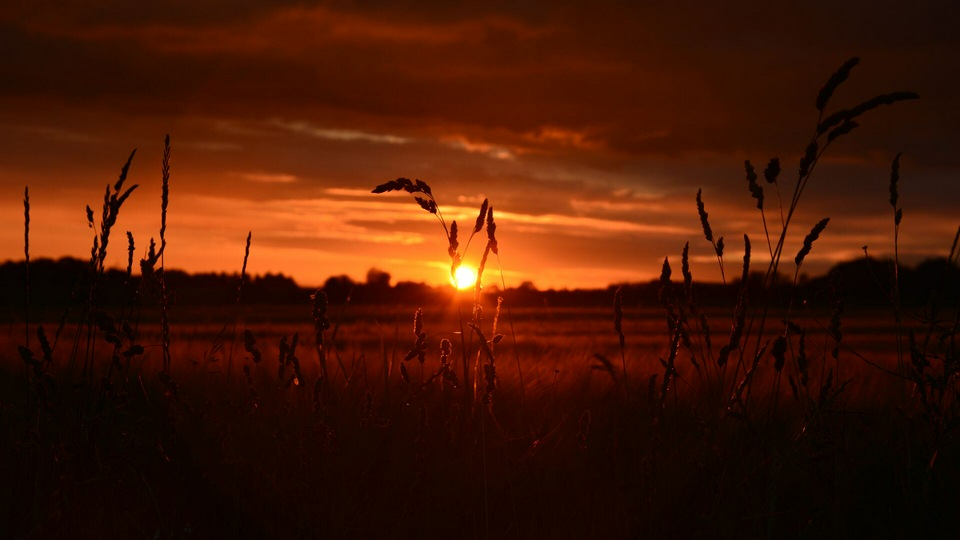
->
[[451, 265, 478, 290]]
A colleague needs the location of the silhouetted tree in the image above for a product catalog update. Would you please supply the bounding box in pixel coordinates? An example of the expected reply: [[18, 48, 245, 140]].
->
[[324, 275, 355, 304], [366, 268, 391, 287], [365, 267, 392, 300]]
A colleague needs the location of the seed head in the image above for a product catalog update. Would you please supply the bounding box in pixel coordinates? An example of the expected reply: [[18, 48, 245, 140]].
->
[[816, 57, 860, 112], [795, 218, 830, 266], [763, 158, 781, 184], [696, 189, 713, 243]]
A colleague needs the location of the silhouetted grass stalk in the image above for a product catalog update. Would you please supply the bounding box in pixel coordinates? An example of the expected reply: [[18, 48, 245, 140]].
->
[[614, 286, 629, 405], [371, 179, 502, 412], [159, 136, 171, 379], [678, 58, 921, 434], [23, 187, 30, 348], [72, 149, 139, 427], [226, 231, 252, 388], [312, 288, 333, 406], [22, 186, 33, 434], [889, 153, 907, 397], [493, 253, 525, 401], [742, 59, 917, 419]]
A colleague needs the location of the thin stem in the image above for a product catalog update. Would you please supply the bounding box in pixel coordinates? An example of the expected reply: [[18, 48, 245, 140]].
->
[[495, 253, 525, 401], [23, 187, 30, 348], [892, 201, 905, 399], [457, 296, 472, 411]]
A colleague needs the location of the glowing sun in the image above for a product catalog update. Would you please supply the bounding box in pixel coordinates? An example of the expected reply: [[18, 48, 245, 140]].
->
[[452, 265, 478, 290]]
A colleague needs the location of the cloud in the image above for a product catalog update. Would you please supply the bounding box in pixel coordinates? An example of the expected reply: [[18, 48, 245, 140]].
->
[[181, 140, 243, 152], [522, 126, 605, 151], [440, 135, 515, 160], [568, 198, 666, 214], [8, 124, 103, 144], [170, 194, 431, 246], [272, 119, 412, 145], [325, 187, 380, 198], [15, 5, 557, 54], [490, 207, 694, 238], [236, 172, 298, 184]]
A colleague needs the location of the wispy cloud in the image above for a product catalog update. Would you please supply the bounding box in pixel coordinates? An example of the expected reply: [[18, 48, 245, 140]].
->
[[211, 120, 274, 138], [172, 195, 430, 246], [569, 198, 666, 214], [235, 172, 298, 184], [11, 125, 103, 144], [273, 119, 411, 145], [441, 135, 515, 160], [522, 126, 604, 151], [496, 209, 693, 238], [428, 201, 692, 238], [325, 188, 381, 197], [170, 193, 690, 254]]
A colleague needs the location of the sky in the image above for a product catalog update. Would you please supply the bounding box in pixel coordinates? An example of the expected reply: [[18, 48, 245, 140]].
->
[[1, 1, 958, 289]]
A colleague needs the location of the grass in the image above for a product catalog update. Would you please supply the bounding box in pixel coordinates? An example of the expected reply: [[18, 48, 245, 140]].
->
[[2, 58, 959, 538]]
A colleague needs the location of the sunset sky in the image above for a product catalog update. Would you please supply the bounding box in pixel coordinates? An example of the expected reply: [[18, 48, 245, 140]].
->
[[1, 1, 958, 289]]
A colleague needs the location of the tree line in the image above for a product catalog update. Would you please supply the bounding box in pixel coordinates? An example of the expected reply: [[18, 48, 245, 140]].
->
[[1, 256, 956, 315]]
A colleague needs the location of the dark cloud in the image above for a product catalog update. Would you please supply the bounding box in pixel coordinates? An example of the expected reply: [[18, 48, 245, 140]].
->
[[3, 2, 956, 148]]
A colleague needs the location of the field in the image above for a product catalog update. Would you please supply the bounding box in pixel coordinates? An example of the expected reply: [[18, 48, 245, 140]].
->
[[2, 60, 959, 538], [3, 301, 957, 538]]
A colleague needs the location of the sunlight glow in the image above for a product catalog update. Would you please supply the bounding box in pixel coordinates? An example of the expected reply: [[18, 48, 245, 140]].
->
[[452, 265, 478, 290]]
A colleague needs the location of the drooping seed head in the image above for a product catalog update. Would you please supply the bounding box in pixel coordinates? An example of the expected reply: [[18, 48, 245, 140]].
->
[[414, 179, 432, 195], [795, 218, 830, 266], [799, 141, 819, 179], [371, 177, 412, 194], [826, 120, 859, 143], [414, 196, 437, 214], [818, 91, 920, 135], [816, 57, 860, 112]]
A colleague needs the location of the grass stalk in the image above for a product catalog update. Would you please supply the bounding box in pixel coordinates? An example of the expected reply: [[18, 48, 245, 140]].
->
[[226, 231, 252, 388], [614, 286, 629, 405], [23, 187, 30, 349], [889, 153, 906, 397]]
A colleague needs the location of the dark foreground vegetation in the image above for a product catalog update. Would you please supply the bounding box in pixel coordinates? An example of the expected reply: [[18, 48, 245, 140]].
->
[[3, 60, 959, 539]]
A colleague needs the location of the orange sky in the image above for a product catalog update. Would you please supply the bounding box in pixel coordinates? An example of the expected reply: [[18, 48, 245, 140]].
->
[[1, 1, 958, 289]]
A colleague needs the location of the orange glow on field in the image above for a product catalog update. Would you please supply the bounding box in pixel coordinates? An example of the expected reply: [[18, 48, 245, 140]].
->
[[451, 265, 478, 290]]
